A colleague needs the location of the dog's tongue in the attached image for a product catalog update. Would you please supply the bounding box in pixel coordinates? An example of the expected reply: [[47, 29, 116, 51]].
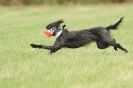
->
[[44, 30, 53, 37]]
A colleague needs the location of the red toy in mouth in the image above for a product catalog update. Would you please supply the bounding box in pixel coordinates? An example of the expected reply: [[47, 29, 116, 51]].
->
[[44, 29, 54, 37]]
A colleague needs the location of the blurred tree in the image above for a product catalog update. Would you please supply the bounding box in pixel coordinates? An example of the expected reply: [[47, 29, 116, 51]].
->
[[0, 0, 132, 6]]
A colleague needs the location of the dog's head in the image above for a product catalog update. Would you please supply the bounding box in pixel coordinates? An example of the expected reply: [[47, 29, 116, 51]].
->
[[44, 19, 64, 37]]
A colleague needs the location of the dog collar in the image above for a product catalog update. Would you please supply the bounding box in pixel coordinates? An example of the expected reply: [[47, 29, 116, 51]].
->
[[55, 29, 62, 38]]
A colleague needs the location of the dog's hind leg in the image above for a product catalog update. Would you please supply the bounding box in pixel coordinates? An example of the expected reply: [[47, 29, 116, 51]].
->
[[112, 39, 118, 51], [114, 46, 118, 51], [113, 43, 128, 53], [96, 41, 109, 49], [106, 41, 128, 53], [96, 40, 119, 51]]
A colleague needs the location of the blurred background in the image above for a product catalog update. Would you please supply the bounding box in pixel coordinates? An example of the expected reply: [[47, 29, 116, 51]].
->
[[0, 0, 133, 88], [0, 0, 132, 6]]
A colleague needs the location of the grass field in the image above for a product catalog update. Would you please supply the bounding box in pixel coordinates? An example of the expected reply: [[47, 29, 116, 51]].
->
[[0, 4, 133, 88]]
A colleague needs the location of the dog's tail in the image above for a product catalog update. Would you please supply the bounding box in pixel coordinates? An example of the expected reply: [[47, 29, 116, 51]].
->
[[106, 17, 123, 30]]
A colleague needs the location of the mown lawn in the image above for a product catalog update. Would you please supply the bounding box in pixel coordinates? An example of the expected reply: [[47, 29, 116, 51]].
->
[[0, 4, 133, 88]]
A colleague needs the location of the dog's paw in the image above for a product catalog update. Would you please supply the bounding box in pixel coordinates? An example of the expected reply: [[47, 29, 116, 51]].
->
[[114, 46, 118, 51], [30, 44, 42, 49], [30, 44, 38, 48], [124, 49, 128, 53]]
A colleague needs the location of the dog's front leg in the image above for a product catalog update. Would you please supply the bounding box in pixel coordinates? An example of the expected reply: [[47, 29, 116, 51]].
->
[[30, 44, 53, 50], [49, 42, 62, 54], [30, 43, 62, 54], [50, 47, 61, 54]]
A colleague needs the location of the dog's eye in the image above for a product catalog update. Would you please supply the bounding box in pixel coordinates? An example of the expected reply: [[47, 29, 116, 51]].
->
[[46, 25, 51, 29], [50, 28, 54, 30]]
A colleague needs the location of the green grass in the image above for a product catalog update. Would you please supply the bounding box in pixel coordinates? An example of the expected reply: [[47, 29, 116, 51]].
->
[[0, 4, 133, 88]]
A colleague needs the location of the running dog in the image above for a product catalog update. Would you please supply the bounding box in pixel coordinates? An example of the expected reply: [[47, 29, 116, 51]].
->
[[31, 17, 128, 54]]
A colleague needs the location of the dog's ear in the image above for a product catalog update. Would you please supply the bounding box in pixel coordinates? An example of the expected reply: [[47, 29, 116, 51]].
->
[[53, 19, 64, 28], [62, 24, 66, 29], [56, 19, 64, 25], [46, 19, 64, 29]]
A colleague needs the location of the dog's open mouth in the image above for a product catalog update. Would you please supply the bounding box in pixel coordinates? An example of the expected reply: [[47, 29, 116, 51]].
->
[[44, 29, 54, 37]]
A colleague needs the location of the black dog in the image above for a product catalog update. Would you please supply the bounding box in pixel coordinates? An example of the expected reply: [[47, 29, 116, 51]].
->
[[31, 17, 128, 54]]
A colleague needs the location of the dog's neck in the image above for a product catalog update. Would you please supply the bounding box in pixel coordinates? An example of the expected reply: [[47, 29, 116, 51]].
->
[[55, 29, 63, 38]]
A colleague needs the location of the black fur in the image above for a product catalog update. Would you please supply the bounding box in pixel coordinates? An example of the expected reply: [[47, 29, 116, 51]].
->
[[31, 18, 128, 54]]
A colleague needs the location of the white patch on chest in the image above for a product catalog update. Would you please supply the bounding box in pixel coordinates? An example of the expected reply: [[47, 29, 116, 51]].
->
[[55, 30, 63, 38]]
